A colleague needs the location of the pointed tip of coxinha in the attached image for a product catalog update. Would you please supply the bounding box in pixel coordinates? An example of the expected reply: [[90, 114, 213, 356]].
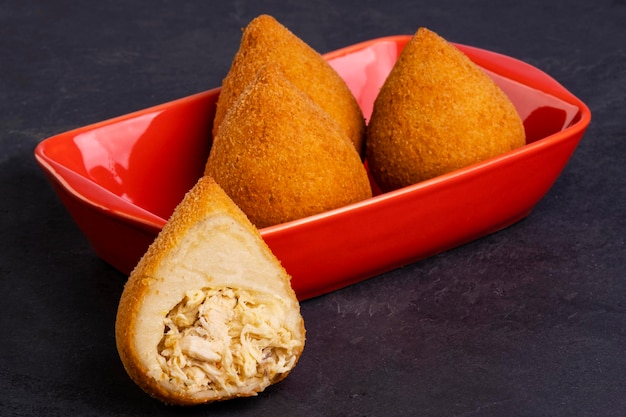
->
[[366, 27, 526, 192], [213, 14, 365, 156], [115, 175, 305, 405], [206, 64, 372, 229]]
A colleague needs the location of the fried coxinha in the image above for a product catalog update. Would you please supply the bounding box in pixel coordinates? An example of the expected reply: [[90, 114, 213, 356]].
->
[[206, 64, 372, 229], [115, 176, 306, 405], [213, 14, 366, 157], [366, 27, 526, 192]]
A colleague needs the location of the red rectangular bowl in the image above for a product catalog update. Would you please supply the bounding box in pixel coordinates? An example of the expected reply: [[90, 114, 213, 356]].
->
[[34, 35, 591, 300]]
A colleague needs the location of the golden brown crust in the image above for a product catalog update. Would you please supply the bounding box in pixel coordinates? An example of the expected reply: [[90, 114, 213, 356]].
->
[[115, 176, 305, 405], [205, 65, 372, 228], [366, 27, 526, 192], [213, 14, 365, 156]]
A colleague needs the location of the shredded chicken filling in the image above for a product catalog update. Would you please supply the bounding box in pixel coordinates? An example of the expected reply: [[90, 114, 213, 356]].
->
[[157, 287, 300, 393]]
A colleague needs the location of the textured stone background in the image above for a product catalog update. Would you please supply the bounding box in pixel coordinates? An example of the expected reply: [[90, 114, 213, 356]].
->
[[1, 1, 624, 416]]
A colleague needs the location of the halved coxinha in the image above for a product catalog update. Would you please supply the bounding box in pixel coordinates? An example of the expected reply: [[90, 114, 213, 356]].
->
[[115, 176, 306, 405]]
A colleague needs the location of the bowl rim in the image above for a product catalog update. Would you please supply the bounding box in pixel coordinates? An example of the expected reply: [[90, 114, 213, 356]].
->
[[34, 34, 592, 237]]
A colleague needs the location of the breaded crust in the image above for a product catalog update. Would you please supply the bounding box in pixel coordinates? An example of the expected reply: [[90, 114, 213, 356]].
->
[[213, 14, 366, 156], [205, 65, 372, 229], [366, 27, 526, 192], [115, 176, 306, 405]]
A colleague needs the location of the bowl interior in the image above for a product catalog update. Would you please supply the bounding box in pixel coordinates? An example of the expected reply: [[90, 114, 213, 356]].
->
[[36, 36, 585, 229]]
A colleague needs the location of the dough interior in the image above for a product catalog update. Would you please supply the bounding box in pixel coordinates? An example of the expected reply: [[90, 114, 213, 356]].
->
[[133, 214, 302, 397]]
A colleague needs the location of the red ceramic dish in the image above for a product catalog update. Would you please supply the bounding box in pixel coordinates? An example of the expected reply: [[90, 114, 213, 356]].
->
[[35, 35, 591, 300]]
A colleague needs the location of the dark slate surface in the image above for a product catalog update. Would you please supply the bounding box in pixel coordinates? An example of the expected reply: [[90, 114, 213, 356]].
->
[[1, 1, 625, 416]]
